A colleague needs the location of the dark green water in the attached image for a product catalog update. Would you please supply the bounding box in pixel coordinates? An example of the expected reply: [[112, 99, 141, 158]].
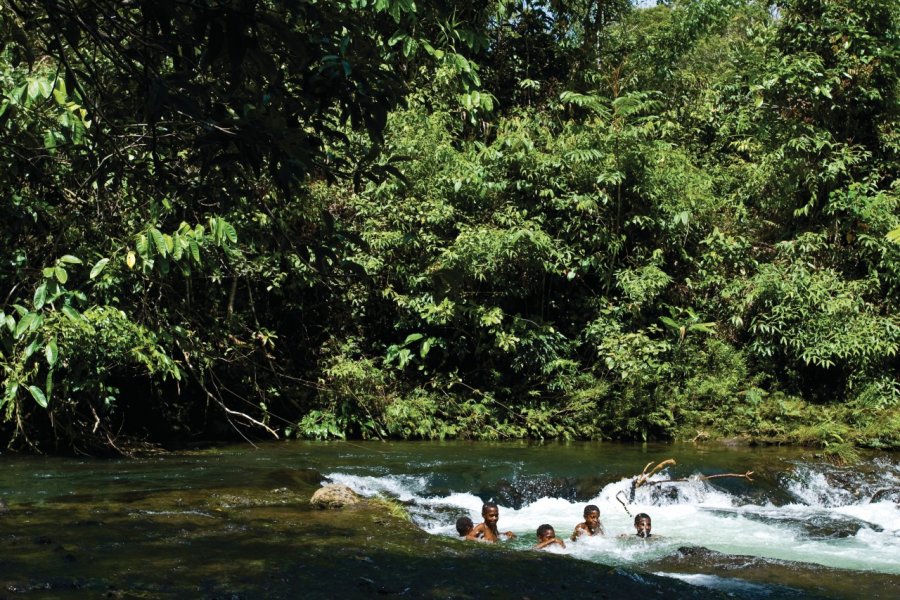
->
[[1, 441, 897, 598]]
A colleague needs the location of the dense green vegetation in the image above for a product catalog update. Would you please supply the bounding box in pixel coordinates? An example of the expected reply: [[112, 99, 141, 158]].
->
[[1, 0, 897, 454]]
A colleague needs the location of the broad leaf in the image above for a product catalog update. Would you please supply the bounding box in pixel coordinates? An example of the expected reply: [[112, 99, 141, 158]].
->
[[15, 313, 36, 338], [28, 385, 48, 408], [151, 228, 167, 257], [90, 258, 109, 279], [33, 283, 47, 309], [45, 338, 58, 366]]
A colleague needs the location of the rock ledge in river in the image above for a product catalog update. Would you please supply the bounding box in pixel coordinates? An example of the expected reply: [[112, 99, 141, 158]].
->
[[311, 484, 361, 509]]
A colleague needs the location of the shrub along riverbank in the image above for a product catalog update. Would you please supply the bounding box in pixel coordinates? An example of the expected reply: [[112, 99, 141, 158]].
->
[[1, 1, 898, 454]]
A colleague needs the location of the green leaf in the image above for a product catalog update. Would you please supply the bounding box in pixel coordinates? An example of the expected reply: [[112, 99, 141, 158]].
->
[[224, 222, 237, 244], [403, 333, 424, 345], [53, 80, 67, 104], [164, 234, 175, 254], [151, 228, 167, 257], [15, 313, 36, 338], [27, 78, 41, 101], [45, 338, 58, 366], [28, 312, 43, 332], [1, 381, 18, 410], [59, 254, 82, 264], [42, 267, 55, 278], [659, 316, 679, 329], [190, 239, 201, 263], [136, 233, 149, 256], [44, 130, 57, 152], [90, 258, 110, 279], [37, 78, 52, 98], [54, 266, 68, 284], [887, 226, 900, 244], [28, 385, 48, 408], [33, 283, 47, 310], [61, 305, 81, 322], [172, 234, 184, 260]]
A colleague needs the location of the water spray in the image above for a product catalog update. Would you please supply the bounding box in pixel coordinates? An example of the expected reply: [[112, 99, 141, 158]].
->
[[620, 458, 756, 506]]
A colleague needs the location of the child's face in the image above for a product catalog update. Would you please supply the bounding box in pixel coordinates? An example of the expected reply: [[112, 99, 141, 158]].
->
[[585, 510, 600, 529], [538, 528, 555, 542], [482, 506, 499, 526], [635, 517, 651, 537]]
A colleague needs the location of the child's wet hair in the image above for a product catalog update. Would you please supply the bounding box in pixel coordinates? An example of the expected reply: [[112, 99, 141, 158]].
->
[[456, 516, 474, 535], [536, 523, 554, 538], [634, 512, 651, 524], [584, 504, 600, 516], [482, 501, 499, 512]]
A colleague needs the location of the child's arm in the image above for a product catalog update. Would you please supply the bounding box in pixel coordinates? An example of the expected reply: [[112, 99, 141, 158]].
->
[[503, 531, 517, 540], [570, 523, 584, 541], [465, 524, 485, 541], [534, 537, 565, 550]]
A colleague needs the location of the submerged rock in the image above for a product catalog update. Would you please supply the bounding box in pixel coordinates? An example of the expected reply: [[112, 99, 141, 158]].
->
[[870, 487, 900, 503], [310, 484, 361, 509]]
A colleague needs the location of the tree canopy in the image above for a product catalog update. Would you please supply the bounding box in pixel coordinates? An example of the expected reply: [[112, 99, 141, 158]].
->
[[1, 0, 898, 454]]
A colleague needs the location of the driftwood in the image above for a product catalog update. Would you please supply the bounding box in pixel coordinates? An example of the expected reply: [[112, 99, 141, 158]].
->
[[624, 458, 755, 503]]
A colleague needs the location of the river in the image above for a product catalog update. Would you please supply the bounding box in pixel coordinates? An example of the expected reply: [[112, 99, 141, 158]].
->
[[1, 441, 897, 598]]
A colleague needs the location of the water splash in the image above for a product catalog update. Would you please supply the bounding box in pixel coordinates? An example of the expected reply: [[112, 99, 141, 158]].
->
[[325, 461, 900, 575]]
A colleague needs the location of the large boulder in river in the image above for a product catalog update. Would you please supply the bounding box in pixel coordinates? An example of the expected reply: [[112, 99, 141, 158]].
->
[[311, 484, 361, 509]]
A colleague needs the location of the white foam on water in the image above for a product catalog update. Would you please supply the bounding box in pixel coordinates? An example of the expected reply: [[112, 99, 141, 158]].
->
[[322, 472, 427, 502], [323, 464, 900, 575], [655, 572, 774, 595]]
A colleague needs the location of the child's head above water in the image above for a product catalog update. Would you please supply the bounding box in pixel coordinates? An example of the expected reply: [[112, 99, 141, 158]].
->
[[456, 516, 474, 537], [583, 504, 601, 528], [536, 524, 556, 542], [634, 513, 652, 538], [481, 501, 500, 526]]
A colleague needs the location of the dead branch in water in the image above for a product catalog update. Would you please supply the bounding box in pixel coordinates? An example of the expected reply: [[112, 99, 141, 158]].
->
[[627, 459, 754, 502]]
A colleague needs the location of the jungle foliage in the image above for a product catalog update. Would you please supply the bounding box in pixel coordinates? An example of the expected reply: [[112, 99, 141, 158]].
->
[[0, 0, 897, 453]]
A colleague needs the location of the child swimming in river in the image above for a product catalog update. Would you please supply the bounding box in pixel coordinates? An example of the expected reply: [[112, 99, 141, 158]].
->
[[633, 513, 652, 538], [571, 504, 605, 540], [534, 524, 566, 550], [618, 513, 655, 539], [456, 516, 474, 538], [466, 502, 516, 543]]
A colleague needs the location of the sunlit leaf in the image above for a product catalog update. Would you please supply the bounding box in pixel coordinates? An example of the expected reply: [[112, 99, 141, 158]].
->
[[90, 258, 109, 279], [28, 385, 48, 408], [151, 228, 167, 257], [61, 306, 81, 322], [45, 338, 58, 366], [33, 283, 47, 309], [14, 313, 36, 338]]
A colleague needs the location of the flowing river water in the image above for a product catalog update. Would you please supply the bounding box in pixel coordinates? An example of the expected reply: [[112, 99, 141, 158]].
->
[[1, 441, 897, 598]]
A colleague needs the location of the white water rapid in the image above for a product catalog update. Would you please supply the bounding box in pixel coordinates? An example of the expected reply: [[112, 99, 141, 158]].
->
[[324, 460, 900, 576]]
